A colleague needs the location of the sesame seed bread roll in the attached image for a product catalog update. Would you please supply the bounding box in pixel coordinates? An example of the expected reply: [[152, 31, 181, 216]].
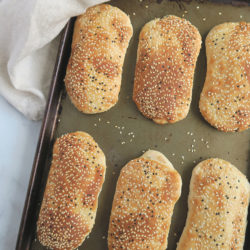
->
[[133, 16, 201, 124], [65, 4, 133, 114], [37, 132, 106, 249], [108, 150, 182, 249], [177, 158, 250, 250], [199, 22, 250, 132]]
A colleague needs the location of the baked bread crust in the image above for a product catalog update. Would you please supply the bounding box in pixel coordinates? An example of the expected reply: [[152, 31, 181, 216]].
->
[[199, 22, 250, 132], [133, 15, 201, 124], [65, 4, 133, 113], [108, 150, 182, 249], [37, 131, 106, 249], [177, 158, 250, 250]]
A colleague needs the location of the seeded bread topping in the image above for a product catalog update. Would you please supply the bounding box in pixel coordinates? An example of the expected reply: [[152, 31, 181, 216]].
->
[[108, 150, 182, 249], [177, 158, 250, 250], [65, 4, 133, 114], [37, 131, 106, 249], [133, 15, 201, 124], [199, 22, 250, 132]]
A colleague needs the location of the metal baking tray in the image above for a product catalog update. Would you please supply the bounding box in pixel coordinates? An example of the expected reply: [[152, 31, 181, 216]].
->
[[16, 0, 250, 249]]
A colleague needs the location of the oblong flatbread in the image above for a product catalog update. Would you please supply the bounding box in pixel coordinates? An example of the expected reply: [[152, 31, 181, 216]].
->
[[37, 131, 106, 249], [199, 22, 250, 132], [177, 158, 250, 250], [108, 150, 182, 249], [133, 15, 201, 124], [65, 4, 133, 113]]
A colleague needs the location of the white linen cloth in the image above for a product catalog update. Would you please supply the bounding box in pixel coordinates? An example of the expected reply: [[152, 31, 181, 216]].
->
[[0, 0, 105, 120]]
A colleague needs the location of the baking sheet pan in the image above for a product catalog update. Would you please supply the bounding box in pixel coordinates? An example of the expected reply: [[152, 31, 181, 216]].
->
[[16, 0, 250, 249]]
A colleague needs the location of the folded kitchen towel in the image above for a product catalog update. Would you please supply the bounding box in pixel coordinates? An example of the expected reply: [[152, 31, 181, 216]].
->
[[0, 0, 105, 120]]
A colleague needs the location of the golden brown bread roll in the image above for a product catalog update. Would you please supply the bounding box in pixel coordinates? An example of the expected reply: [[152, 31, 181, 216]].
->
[[133, 15, 201, 124], [37, 131, 106, 249], [177, 158, 250, 250], [64, 4, 133, 114], [108, 150, 182, 249], [199, 22, 250, 132]]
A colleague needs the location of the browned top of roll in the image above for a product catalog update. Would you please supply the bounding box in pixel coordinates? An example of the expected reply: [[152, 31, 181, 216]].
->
[[177, 158, 250, 250], [37, 131, 106, 250], [199, 22, 250, 132], [133, 15, 201, 124], [65, 4, 133, 114], [108, 153, 182, 249]]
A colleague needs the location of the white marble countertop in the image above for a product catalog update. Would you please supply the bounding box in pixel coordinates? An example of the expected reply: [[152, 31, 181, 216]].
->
[[0, 96, 42, 249]]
